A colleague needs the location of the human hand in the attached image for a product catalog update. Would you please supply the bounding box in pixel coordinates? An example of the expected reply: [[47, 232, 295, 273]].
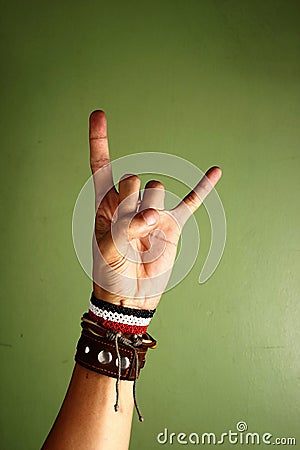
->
[[90, 110, 222, 310]]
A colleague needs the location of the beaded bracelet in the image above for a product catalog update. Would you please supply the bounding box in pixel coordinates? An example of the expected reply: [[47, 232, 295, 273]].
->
[[89, 293, 156, 335]]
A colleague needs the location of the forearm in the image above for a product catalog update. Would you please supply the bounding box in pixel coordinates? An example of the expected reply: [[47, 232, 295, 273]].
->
[[42, 364, 134, 450]]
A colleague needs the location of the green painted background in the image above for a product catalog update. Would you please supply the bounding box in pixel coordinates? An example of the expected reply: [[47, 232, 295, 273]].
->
[[1, 1, 299, 448]]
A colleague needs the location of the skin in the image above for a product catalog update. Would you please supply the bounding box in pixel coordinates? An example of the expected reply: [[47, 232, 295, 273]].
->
[[41, 111, 222, 450]]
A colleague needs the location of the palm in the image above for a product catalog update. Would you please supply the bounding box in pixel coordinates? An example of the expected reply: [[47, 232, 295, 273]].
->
[[89, 111, 221, 309], [93, 187, 181, 309]]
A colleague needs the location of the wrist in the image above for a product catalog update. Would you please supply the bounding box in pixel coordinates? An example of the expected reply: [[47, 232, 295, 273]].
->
[[93, 285, 129, 307], [92, 284, 162, 310]]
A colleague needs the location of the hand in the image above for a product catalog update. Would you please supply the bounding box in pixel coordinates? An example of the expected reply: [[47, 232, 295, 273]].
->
[[90, 110, 222, 310]]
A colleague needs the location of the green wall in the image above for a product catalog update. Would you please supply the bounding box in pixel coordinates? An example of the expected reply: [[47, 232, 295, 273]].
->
[[1, 1, 299, 448]]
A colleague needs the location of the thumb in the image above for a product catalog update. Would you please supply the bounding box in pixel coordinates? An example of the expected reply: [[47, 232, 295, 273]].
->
[[129, 208, 159, 239]]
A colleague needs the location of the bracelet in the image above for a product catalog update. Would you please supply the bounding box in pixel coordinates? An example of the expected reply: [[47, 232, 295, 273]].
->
[[89, 293, 156, 335], [76, 314, 156, 380], [75, 310, 157, 422]]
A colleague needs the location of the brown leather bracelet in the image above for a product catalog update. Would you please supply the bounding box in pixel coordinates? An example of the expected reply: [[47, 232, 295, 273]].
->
[[75, 314, 157, 381], [75, 312, 157, 421]]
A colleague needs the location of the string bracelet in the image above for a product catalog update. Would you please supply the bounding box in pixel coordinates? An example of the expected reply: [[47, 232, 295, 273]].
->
[[88, 293, 156, 335]]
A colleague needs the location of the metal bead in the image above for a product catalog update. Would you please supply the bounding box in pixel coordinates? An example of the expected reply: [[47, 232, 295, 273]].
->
[[98, 350, 112, 364], [115, 356, 130, 369], [84, 346, 90, 354]]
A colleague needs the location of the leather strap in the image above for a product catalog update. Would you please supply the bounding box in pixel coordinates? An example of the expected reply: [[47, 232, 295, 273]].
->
[[75, 322, 156, 381]]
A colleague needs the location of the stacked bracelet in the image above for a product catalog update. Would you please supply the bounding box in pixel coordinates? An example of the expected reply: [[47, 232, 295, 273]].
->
[[75, 294, 157, 422], [76, 313, 157, 382]]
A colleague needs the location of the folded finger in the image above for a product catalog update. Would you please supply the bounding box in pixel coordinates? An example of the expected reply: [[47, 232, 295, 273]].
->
[[140, 180, 165, 211], [118, 174, 141, 216]]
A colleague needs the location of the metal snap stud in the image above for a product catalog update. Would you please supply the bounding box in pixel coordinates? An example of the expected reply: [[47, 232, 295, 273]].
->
[[115, 356, 130, 369], [98, 350, 112, 364]]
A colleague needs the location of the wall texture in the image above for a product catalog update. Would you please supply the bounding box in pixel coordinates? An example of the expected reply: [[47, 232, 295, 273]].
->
[[0, 1, 299, 449]]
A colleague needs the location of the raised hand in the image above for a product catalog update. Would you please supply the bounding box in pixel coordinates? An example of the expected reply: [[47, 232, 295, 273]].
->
[[90, 110, 222, 310]]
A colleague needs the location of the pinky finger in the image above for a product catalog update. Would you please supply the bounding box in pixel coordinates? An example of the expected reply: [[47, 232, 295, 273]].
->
[[171, 166, 222, 226]]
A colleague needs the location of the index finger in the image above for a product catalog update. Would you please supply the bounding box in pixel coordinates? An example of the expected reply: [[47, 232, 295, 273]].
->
[[89, 110, 111, 173], [89, 110, 114, 202]]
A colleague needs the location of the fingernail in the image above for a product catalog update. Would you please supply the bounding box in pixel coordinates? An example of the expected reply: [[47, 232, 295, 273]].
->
[[142, 210, 157, 226]]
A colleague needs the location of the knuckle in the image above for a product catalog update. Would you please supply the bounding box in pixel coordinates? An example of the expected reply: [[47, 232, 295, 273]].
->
[[90, 157, 110, 171], [120, 173, 140, 184], [145, 180, 164, 190], [186, 191, 201, 208]]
